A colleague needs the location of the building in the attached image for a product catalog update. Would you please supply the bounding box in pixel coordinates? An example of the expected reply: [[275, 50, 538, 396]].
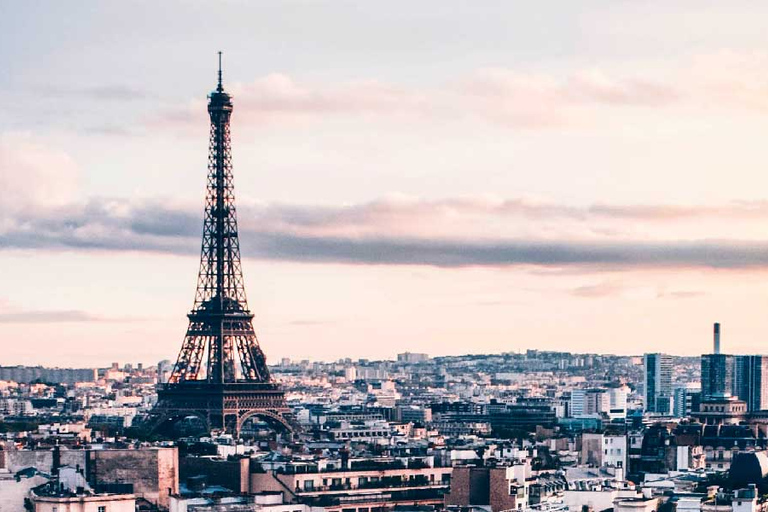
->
[[701, 323, 736, 402], [702, 354, 735, 400], [0, 366, 96, 385], [445, 462, 532, 512], [580, 433, 628, 475], [30, 488, 135, 512], [696, 396, 749, 425], [251, 459, 452, 512], [674, 385, 702, 417], [397, 353, 429, 364], [396, 405, 432, 424], [570, 388, 610, 417], [85, 447, 179, 509], [608, 386, 630, 420], [644, 353, 673, 414], [170, 492, 309, 512], [328, 420, 392, 443], [734, 355, 768, 412]]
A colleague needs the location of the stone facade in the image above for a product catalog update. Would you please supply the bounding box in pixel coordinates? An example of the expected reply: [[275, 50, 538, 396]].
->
[[444, 466, 490, 506], [86, 447, 178, 509]]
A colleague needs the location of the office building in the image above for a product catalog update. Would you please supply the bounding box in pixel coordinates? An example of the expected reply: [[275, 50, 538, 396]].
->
[[734, 355, 768, 411], [644, 353, 673, 414], [673, 384, 701, 417], [701, 323, 735, 400]]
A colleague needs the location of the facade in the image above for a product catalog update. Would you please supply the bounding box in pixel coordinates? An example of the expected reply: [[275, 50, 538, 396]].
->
[[85, 447, 179, 509], [734, 355, 768, 411], [251, 462, 452, 512], [580, 433, 628, 472], [674, 385, 702, 417], [571, 388, 610, 417], [30, 492, 135, 512], [701, 354, 735, 400], [328, 420, 392, 443], [445, 463, 531, 512], [396, 406, 432, 423], [696, 396, 749, 425], [608, 386, 630, 419], [644, 353, 673, 414]]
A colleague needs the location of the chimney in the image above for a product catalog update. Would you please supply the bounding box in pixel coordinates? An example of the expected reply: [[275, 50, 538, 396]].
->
[[714, 323, 721, 354], [52, 444, 61, 477]]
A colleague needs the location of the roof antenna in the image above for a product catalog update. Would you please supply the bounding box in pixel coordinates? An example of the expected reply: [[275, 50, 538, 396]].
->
[[217, 51, 223, 92]]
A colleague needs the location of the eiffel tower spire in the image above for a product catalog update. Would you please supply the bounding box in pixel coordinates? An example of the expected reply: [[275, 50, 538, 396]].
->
[[168, 53, 270, 385]]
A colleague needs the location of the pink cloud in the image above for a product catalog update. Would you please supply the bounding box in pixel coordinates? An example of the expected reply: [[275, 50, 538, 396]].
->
[[0, 132, 81, 210], [133, 52, 768, 133]]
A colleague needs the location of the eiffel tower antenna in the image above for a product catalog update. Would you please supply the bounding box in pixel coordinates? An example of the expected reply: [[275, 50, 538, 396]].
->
[[217, 51, 223, 92]]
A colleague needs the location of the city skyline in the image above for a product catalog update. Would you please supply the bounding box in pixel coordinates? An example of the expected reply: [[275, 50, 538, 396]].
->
[[5, 2, 768, 365]]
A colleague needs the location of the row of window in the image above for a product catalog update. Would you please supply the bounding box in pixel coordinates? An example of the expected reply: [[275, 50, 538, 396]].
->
[[334, 431, 390, 439], [300, 474, 450, 491]]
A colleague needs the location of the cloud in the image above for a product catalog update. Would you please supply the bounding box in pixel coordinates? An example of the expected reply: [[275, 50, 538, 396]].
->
[[287, 319, 334, 327], [571, 281, 624, 298], [0, 310, 104, 323], [35, 84, 152, 101], [246, 233, 768, 268], [4, 196, 768, 269], [149, 52, 768, 133], [688, 50, 768, 113], [656, 290, 706, 299], [0, 132, 81, 210], [154, 68, 682, 131]]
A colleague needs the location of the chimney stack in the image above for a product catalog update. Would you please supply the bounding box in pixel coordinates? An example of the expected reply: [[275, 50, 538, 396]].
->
[[714, 322, 721, 354]]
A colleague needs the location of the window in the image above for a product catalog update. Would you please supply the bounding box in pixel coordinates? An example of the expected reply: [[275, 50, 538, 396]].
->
[[98, 507, 106, 512], [304, 480, 314, 491]]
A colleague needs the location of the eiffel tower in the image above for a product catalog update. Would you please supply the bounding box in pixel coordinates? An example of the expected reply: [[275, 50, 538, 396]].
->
[[152, 53, 292, 437]]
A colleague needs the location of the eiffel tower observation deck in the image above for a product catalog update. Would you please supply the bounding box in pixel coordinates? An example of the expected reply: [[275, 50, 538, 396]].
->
[[151, 53, 293, 437]]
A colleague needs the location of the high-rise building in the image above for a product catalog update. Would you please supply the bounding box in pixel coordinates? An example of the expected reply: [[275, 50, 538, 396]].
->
[[644, 353, 673, 414], [701, 353, 734, 399], [701, 323, 734, 400], [734, 355, 768, 411]]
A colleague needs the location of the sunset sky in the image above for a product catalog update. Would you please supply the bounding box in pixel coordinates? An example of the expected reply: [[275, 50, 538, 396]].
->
[[4, 1, 768, 366]]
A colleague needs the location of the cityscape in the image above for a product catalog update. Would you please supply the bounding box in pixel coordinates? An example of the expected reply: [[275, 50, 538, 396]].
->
[[5, 3, 768, 512]]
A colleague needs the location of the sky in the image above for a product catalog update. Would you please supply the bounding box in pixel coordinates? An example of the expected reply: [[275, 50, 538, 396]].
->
[[4, 1, 768, 366]]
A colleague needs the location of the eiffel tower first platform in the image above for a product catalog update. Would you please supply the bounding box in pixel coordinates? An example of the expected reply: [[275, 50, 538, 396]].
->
[[151, 54, 293, 437]]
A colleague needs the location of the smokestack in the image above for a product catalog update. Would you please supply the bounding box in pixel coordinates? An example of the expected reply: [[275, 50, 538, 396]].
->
[[52, 443, 61, 477], [714, 322, 721, 354]]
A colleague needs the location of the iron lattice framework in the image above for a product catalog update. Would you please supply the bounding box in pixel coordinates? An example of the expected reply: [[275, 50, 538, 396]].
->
[[153, 54, 292, 436], [168, 57, 269, 385]]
